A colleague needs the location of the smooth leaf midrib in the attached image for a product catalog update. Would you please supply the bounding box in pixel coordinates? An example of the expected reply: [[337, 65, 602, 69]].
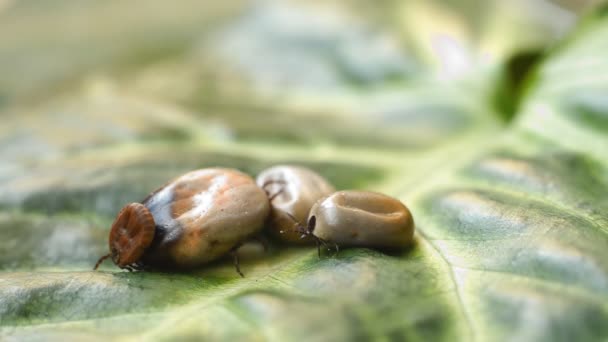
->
[[378, 121, 608, 341], [382, 135, 512, 341], [417, 231, 476, 340]]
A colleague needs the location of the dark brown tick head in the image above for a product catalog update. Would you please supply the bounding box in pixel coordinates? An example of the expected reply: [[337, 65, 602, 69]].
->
[[300, 214, 338, 258], [304, 215, 316, 237], [94, 203, 156, 270]]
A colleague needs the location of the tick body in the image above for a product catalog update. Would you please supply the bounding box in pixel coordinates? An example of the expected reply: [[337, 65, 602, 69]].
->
[[303, 190, 414, 252], [94, 168, 270, 273], [256, 165, 334, 244]]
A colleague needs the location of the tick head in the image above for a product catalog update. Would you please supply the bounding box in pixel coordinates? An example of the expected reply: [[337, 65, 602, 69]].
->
[[307, 215, 316, 234], [109, 203, 156, 267], [94, 203, 156, 270], [297, 215, 316, 239]]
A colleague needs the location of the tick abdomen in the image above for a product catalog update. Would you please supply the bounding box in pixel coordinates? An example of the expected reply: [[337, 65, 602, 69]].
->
[[141, 168, 270, 268], [310, 191, 414, 248]]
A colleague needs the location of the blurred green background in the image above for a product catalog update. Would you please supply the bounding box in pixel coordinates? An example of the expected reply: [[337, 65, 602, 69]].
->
[[1, 1, 608, 341]]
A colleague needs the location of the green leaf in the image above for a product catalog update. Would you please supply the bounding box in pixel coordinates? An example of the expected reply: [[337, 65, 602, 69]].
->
[[1, 1, 607, 341]]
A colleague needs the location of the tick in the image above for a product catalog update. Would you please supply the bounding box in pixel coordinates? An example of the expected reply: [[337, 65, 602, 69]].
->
[[256, 165, 334, 244], [94, 168, 270, 276], [296, 190, 415, 256]]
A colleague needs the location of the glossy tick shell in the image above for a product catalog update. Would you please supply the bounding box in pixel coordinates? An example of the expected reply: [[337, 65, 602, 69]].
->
[[308, 190, 414, 248], [108, 203, 155, 267], [256, 165, 335, 243], [138, 168, 270, 268]]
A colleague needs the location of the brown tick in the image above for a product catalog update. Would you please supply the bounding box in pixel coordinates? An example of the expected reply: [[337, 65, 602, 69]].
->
[[94, 168, 270, 276], [256, 165, 335, 244]]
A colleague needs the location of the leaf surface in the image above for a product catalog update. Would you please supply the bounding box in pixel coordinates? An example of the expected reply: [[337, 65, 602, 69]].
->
[[0, 1, 606, 341]]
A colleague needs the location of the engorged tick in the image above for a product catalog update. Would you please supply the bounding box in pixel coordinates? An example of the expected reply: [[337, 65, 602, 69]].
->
[[294, 190, 415, 257], [256, 165, 334, 244], [94, 168, 270, 276]]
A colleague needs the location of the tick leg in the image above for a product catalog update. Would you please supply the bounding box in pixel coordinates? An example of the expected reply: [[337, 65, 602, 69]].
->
[[261, 179, 286, 189], [315, 237, 339, 258], [230, 246, 245, 278], [314, 237, 331, 258], [282, 211, 309, 237], [268, 188, 284, 201], [319, 237, 330, 251], [93, 253, 111, 270], [262, 180, 286, 202], [316, 238, 321, 258]]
